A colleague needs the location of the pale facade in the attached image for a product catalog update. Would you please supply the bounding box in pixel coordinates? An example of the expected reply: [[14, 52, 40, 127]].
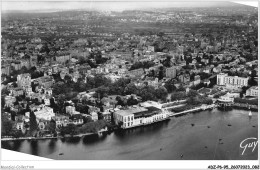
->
[[113, 106, 169, 129], [66, 106, 76, 115], [246, 86, 258, 96], [166, 67, 177, 78], [217, 73, 248, 88], [34, 106, 55, 121], [17, 73, 31, 89]]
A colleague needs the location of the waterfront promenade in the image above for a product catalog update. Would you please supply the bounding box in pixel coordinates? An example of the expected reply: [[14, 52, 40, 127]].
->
[[168, 104, 216, 117]]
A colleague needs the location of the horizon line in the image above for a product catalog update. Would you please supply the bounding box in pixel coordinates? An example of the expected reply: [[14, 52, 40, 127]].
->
[[1, 1, 258, 12]]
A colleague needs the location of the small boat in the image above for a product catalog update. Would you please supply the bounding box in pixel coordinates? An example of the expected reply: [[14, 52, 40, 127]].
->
[[59, 153, 64, 155], [249, 111, 252, 117]]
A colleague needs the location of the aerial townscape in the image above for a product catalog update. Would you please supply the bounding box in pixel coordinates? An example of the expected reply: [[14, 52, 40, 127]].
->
[[1, 1, 258, 160]]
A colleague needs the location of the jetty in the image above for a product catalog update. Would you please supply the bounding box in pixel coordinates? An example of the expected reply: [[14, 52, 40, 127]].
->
[[168, 104, 216, 117]]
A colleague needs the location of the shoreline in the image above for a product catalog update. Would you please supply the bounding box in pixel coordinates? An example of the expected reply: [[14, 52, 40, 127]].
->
[[0, 104, 217, 141], [1, 104, 256, 142], [1, 130, 107, 141]]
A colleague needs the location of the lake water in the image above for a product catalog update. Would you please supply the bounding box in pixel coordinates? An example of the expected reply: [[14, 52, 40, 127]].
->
[[2, 109, 258, 160]]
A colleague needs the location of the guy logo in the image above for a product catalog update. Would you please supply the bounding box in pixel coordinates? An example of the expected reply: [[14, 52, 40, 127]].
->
[[240, 137, 258, 155]]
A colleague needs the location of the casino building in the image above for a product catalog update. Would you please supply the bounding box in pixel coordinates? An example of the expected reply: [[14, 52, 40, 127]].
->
[[113, 106, 169, 129]]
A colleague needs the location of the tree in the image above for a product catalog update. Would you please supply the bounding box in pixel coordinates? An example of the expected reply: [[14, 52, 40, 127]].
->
[[20, 66, 28, 74], [127, 96, 139, 106], [1, 96, 6, 108], [76, 103, 89, 114], [78, 56, 88, 64], [46, 119, 56, 134], [130, 61, 155, 70], [30, 66, 37, 72], [240, 86, 250, 98], [94, 74, 112, 88], [1, 88, 9, 95], [74, 80, 87, 92], [158, 66, 164, 80], [55, 94, 66, 113], [11, 130, 24, 138], [187, 96, 201, 105], [109, 78, 130, 95], [29, 111, 38, 136], [83, 116, 93, 124], [139, 85, 156, 101], [60, 124, 77, 136], [124, 83, 138, 95], [64, 75, 72, 84], [52, 81, 66, 95], [176, 86, 186, 92], [196, 56, 201, 63], [1, 115, 14, 136], [251, 70, 257, 78], [50, 97, 56, 108], [162, 55, 172, 67], [95, 86, 109, 99], [158, 32, 165, 37], [187, 90, 198, 97], [248, 77, 257, 86], [198, 72, 210, 80], [65, 91, 78, 101], [97, 112, 104, 120], [155, 87, 168, 102], [164, 81, 176, 93], [12, 82, 18, 88], [171, 91, 186, 101], [78, 120, 107, 134], [116, 96, 127, 106]]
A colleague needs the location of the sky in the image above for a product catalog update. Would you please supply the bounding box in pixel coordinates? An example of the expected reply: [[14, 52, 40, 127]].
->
[[1, 1, 258, 12]]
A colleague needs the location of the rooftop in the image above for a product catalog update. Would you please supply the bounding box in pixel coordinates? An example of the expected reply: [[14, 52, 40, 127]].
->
[[116, 107, 147, 116], [115, 106, 161, 118], [248, 86, 258, 90]]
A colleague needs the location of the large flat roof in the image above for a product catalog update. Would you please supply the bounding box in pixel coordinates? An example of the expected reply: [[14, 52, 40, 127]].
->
[[115, 106, 161, 118], [134, 106, 161, 118], [115, 107, 147, 116]]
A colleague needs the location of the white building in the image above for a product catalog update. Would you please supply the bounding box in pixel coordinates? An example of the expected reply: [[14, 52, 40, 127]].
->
[[53, 115, 70, 128], [166, 67, 177, 78], [44, 98, 51, 106], [217, 93, 240, 103], [193, 75, 201, 86], [16, 122, 24, 130], [34, 106, 55, 121], [17, 73, 31, 89], [90, 112, 99, 121], [140, 101, 162, 109], [246, 86, 258, 97], [70, 114, 84, 125], [217, 73, 248, 88], [66, 106, 76, 115], [217, 73, 228, 86], [147, 45, 155, 52], [113, 106, 169, 129], [218, 95, 234, 103], [5, 95, 16, 107]]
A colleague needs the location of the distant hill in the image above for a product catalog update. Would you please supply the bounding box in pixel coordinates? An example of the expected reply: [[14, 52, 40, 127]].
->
[[1, 1, 257, 14]]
